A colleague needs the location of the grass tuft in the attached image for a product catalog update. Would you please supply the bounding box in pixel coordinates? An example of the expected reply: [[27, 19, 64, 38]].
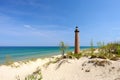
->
[[25, 68, 42, 80]]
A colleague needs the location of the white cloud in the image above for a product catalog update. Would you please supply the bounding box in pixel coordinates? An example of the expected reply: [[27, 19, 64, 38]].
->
[[24, 25, 32, 28], [23, 24, 36, 30]]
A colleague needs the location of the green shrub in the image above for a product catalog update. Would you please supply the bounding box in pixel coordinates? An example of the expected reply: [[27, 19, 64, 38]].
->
[[66, 52, 82, 59], [66, 52, 73, 58], [102, 42, 120, 54], [92, 41, 120, 60], [59, 41, 68, 57], [117, 46, 120, 55]]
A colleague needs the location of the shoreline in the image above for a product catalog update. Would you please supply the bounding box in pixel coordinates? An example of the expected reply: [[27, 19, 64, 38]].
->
[[0, 48, 93, 65], [0, 51, 61, 65], [0, 46, 92, 64], [0, 53, 62, 65], [0, 54, 62, 80]]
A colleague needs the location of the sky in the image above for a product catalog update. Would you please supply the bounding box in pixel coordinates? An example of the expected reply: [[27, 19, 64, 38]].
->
[[0, 0, 120, 46]]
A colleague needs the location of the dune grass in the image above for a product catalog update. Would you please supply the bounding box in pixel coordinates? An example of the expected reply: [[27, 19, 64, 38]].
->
[[43, 57, 62, 68], [65, 42, 120, 61], [25, 68, 42, 80]]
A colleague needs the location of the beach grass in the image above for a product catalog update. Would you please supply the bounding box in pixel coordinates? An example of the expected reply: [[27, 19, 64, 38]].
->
[[25, 68, 42, 80], [64, 41, 120, 61], [43, 57, 62, 68]]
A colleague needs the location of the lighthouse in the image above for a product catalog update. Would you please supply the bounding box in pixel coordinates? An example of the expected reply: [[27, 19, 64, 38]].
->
[[74, 26, 80, 54]]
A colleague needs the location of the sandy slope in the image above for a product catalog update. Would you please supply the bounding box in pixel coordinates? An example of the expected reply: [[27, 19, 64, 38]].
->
[[42, 57, 120, 80], [0, 58, 50, 80], [0, 56, 120, 80]]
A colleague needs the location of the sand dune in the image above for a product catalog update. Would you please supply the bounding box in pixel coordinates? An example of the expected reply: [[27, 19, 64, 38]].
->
[[42, 57, 120, 80], [0, 56, 120, 80]]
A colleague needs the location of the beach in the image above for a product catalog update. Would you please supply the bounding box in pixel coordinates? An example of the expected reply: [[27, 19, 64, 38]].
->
[[0, 0, 120, 79], [1, 47, 120, 80], [0, 55, 61, 80], [0, 52, 120, 80]]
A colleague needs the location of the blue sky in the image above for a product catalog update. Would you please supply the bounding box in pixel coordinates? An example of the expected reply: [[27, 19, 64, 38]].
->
[[0, 0, 120, 46]]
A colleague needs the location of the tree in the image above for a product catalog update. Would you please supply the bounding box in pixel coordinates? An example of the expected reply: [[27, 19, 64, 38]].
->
[[59, 41, 68, 57]]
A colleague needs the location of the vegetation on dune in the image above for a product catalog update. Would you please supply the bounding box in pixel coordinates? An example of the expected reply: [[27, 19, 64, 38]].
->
[[88, 59, 112, 67], [59, 41, 68, 58], [66, 52, 82, 59], [24, 68, 42, 80], [97, 42, 120, 54], [43, 57, 62, 68], [63, 41, 120, 61], [101, 42, 120, 54], [89, 42, 120, 60], [16, 69, 42, 80]]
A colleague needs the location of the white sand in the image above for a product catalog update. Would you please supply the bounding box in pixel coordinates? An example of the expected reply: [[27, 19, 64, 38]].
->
[[42, 57, 120, 80], [0, 56, 120, 80], [0, 58, 50, 80]]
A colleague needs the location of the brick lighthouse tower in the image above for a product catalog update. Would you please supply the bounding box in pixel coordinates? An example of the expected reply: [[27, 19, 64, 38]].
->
[[74, 26, 80, 54]]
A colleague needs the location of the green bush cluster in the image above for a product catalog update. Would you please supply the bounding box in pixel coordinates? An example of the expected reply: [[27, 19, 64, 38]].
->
[[102, 42, 120, 54], [66, 52, 82, 59], [89, 52, 119, 60]]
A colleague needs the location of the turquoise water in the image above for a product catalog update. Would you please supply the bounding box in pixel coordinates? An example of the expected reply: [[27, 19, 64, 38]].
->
[[0, 46, 91, 64]]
